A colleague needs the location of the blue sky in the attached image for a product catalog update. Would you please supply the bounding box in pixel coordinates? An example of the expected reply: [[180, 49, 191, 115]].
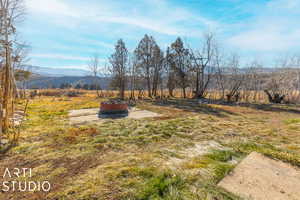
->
[[21, 0, 300, 69]]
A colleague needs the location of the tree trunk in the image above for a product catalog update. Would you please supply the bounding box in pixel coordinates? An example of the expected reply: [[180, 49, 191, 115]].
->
[[147, 76, 151, 98], [182, 87, 186, 98], [2, 33, 12, 134], [0, 104, 3, 138], [194, 70, 200, 98]]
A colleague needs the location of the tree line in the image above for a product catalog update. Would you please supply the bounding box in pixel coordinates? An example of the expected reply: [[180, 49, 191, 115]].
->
[[108, 34, 214, 100], [107, 34, 300, 103]]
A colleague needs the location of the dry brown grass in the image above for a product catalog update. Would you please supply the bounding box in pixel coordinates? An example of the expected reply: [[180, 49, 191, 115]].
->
[[29, 88, 300, 104], [1, 92, 300, 199]]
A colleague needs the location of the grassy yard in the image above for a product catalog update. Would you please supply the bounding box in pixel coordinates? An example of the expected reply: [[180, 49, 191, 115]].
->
[[1, 94, 300, 200]]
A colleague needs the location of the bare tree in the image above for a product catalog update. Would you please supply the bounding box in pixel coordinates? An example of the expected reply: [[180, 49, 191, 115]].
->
[[128, 54, 136, 99], [214, 45, 226, 100], [134, 34, 158, 98], [261, 56, 298, 103], [190, 32, 215, 99], [165, 47, 176, 97], [109, 39, 128, 100], [170, 37, 191, 98], [89, 54, 102, 97], [243, 60, 263, 102], [225, 54, 244, 102], [130, 54, 145, 99], [264, 69, 292, 103], [0, 0, 25, 138], [151, 44, 164, 97]]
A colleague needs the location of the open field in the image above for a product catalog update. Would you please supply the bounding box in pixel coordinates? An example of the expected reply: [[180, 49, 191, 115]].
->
[[30, 88, 300, 104], [1, 0, 300, 199], [1, 92, 300, 200]]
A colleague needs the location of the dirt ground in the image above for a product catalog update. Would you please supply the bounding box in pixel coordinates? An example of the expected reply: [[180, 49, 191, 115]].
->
[[166, 140, 226, 169], [218, 152, 300, 200]]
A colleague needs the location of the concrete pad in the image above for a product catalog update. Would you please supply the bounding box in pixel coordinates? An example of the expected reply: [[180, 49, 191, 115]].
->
[[69, 108, 99, 117], [218, 152, 300, 200], [68, 107, 161, 125], [128, 109, 160, 119]]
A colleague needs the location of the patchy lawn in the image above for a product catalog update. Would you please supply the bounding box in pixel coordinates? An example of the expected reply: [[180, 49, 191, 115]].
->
[[0, 95, 299, 200]]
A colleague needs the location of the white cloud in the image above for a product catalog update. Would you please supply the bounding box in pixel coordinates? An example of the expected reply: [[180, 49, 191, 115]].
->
[[228, 29, 300, 52], [25, 0, 76, 17], [25, 0, 217, 36], [24, 0, 300, 68], [79, 39, 114, 49], [93, 16, 181, 36], [226, 0, 300, 53], [31, 53, 91, 61], [267, 0, 300, 12]]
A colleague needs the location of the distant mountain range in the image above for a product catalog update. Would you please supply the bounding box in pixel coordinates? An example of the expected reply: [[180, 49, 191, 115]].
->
[[21, 66, 111, 89], [22, 66, 285, 89], [28, 66, 280, 78], [26, 75, 111, 89], [27, 66, 90, 77]]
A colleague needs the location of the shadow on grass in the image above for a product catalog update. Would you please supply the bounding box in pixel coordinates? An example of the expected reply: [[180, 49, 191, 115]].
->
[[150, 98, 237, 118], [236, 103, 300, 115], [98, 112, 128, 119], [149, 98, 300, 116], [0, 143, 16, 160]]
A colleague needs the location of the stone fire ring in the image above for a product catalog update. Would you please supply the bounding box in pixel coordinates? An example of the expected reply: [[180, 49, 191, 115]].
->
[[99, 101, 129, 118]]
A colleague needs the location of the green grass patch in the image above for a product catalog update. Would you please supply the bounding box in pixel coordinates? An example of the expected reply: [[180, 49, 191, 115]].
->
[[136, 171, 185, 200], [213, 163, 235, 183], [206, 150, 241, 162], [200, 184, 243, 200], [108, 166, 192, 200], [231, 142, 300, 167], [284, 118, 300, 125]]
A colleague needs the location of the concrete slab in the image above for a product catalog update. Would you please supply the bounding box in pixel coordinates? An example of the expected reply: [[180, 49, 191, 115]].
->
[[69, 108, 99, 117], [68, 107, 161, 125], [128, 109, 160, 119], [218, 152, 300, 200]]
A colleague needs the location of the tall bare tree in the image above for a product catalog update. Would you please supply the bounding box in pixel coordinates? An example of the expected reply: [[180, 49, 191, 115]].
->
[[89, 54, 102, 97], [109, 39, 128, 100], [170, 37, 191, 98], [190, 32, 215, 99], [214, 46, 226, 100], [225, 54, 244, 102], [134, 34, 157, 98], [151, 44, 164, 97], [243, 60, 263, 102], [0, 0, 25, 137], [165, 47, 176, 97]]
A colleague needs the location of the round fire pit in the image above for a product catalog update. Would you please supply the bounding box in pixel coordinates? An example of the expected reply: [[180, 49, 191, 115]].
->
[[99, 100, 128, 118]]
